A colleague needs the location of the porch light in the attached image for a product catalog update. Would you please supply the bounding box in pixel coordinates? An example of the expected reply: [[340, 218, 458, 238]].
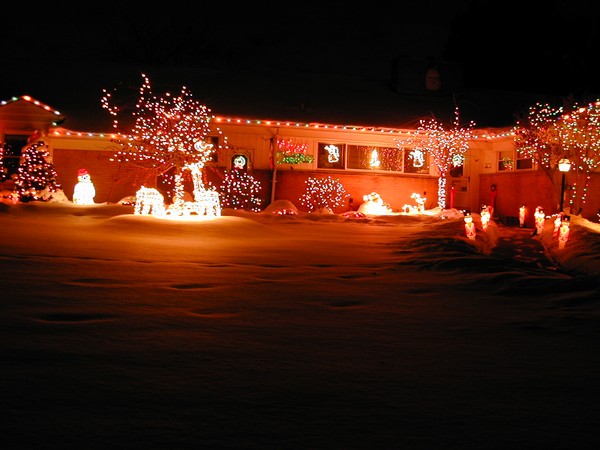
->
[[558, 158, 571, 212]]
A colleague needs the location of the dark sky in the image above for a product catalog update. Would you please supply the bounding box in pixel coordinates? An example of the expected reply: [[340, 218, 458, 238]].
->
[[2, 1, 598, 129], [4, 1, 596, 93], [4, 2, 467, 77]]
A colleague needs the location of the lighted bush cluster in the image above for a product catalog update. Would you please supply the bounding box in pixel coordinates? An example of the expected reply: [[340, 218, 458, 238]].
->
[[299, 176, 349, 213], [217, 169, 262, 212]]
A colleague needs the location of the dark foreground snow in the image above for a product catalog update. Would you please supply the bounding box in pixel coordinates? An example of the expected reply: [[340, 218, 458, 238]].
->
[[1, 202, 599, 449]]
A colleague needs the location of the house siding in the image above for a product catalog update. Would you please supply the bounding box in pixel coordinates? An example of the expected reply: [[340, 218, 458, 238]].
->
[[53, 148, 156, 203], [273, 170, 439, 213], [480, 171, 600, 225]]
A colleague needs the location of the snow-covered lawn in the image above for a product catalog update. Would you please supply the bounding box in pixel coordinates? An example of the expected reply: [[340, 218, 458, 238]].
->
[[1, 201, 599, 449]]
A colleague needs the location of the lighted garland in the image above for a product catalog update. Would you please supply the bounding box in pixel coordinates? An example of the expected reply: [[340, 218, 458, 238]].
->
[[277, 139, 314, 165]]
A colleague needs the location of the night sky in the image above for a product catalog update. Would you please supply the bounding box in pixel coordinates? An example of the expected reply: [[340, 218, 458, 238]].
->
[[3, 1, 599, 128]]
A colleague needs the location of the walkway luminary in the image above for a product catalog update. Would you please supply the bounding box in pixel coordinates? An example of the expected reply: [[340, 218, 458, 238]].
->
[[464, 212, 476, 240], [558, 216, 570, 250], [480, 205, 491, 231], [553, 213, 564, 237], [534, 206, 545, 236], [519, 205, 526, 227]]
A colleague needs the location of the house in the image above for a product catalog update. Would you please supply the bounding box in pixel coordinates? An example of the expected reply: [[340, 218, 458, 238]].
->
[[2, 64, 599, 224]]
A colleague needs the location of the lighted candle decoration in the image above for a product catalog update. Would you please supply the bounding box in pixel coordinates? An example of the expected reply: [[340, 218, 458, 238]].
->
[[558, 216, 570, 249], [464, 212, 476, 240], [72, 169, 96, 205], [533, 206, 545, 236], [519, 205, 526, 227], [480, 205, 491, 231]]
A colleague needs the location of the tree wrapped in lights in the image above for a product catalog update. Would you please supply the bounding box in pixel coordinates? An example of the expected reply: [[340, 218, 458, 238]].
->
[[217, 168, 262, 212], [299, 176, 349, 213], [15, 142, 61, 202], [0, 145, 7, 183], [515, 100, 600, 214], [555, 101, 600, 214], [402, 108, 474, 209], [101, 73, 226, 207], [514, 102, 563, 170]]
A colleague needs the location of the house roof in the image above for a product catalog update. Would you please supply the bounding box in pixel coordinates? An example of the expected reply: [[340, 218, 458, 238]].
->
[[1, 62, 560, 135], [0, 96, 65, 134]]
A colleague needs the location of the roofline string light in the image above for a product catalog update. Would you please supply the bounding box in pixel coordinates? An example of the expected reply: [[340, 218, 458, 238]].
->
[[0, 95, 63, 117], [39, 114, 513, 141], [2, 94, 515, 141]]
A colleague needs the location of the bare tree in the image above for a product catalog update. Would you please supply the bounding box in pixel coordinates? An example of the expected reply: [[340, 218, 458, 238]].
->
[[514, 100, 600, 214], [401, 108, 474, 210], [101, 73, 226, 204]]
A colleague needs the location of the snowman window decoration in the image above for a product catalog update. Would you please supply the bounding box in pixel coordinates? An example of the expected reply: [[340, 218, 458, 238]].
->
[[73, 168, 96, 205]]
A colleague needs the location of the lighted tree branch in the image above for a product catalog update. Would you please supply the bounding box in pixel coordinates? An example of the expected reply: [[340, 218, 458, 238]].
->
[[101, 73, 227, 204], [402, 108, 474, 209], [515, 100, 600, 214]]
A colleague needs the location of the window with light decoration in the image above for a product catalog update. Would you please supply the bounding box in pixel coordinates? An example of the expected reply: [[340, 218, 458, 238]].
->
[[317, 143, 345, 170], [497, 150, 532, 171], [403, 147, 430, 174], [498, 151, 514, 171], [231, 154, 249, 171], [347, 145, 403, 172]]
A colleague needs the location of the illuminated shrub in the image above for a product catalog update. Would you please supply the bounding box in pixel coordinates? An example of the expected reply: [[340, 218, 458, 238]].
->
[[299, 176, 349, 213]]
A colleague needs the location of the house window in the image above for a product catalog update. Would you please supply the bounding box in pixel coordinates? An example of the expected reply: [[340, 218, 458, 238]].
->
[[403, 147, 429, 174], [317, 142, 430, 174], [1, 134, 28, 176], [317, 143, 345, 170], [498, 151, 513, 171], [516, 156, 533, 170], [346, 145, 403, 172]]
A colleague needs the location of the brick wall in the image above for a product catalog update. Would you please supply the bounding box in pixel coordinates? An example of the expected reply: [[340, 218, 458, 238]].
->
[[480, 171, 600, 225], [273, 170, 438, 213], [53, 146, 600, 223], [54, 149, 157, 203]]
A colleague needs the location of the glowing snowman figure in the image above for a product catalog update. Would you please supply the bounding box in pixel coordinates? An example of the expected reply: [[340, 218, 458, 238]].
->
[[73, 169, 96, 205]]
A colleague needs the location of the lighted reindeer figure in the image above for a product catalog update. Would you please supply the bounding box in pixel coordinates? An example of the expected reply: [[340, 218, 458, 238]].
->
[[402, 192, 426, 214], [166, 148, 221, 217]]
